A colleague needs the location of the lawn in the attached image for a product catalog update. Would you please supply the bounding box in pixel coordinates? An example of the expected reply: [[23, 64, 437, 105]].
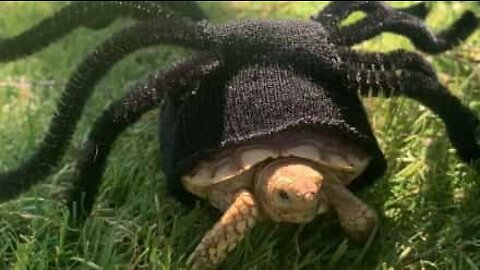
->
[[0, 2, 479, 269]]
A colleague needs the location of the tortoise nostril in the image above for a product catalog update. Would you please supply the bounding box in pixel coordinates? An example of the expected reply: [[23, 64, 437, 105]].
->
[[304, 192, 317, 200]]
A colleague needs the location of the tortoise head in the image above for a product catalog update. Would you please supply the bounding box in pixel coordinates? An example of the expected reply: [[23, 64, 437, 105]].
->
[[254, 157, 324, 223]]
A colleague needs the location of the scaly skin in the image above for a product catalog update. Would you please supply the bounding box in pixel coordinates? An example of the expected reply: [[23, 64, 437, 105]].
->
[[323, 178, 378, 241], [189, 190, 259, 269]]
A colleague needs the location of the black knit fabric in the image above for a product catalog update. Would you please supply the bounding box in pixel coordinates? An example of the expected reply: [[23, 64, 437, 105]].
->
[[161, 61, 387, 203]]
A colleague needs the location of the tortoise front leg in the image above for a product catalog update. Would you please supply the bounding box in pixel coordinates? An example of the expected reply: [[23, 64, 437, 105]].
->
[[323, 179, 378, 242], [189, 190, 259, 269]]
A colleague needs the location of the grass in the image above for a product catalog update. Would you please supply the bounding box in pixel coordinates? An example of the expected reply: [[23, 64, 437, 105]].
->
[[0, 2, 480, 269]]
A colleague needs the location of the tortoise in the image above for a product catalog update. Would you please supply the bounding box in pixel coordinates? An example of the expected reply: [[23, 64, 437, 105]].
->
[[158, 55, 392, 268], [182, 128, 376, 269]]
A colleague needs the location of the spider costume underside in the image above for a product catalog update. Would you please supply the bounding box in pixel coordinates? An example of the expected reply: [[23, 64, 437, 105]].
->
[[0, 2, 479, 226]]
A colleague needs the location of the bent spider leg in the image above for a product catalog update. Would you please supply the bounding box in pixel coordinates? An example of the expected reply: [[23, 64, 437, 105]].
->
[[334, 4, 479, 53], [399, 73, 480, 164], [312, 2, 429, 33], [0, 20, 207, 203], [67, 53, 221, 225], [0, 1, 207, 62], [340, 50, 480, 164]]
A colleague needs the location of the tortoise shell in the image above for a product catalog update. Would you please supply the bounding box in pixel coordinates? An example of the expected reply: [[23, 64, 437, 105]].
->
[[182, 129, 371, 210]]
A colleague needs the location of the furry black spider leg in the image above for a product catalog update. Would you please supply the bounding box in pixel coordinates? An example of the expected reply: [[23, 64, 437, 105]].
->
[[313, 1, 429, 32], [339, 49, 480, 163], [0, 1, 207, 62], [331, 3, 479, 53], [67, 53, 221, 225], [338, 49, 438, 96], [0, 20, 206, 203], [400, 72, 480, 163]]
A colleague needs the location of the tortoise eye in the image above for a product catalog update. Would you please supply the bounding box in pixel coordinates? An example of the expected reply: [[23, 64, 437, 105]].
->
[[277, 190, 290, 201]]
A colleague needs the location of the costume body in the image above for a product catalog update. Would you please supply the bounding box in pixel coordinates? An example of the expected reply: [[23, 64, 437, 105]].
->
[[160, 61, 387, 203]]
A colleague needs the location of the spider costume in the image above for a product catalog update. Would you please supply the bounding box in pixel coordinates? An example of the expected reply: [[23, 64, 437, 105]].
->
[[0, 0, 479, 238]]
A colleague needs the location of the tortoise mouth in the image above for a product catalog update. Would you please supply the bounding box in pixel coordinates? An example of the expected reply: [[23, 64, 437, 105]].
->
[[254, 157, 324, 223]]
